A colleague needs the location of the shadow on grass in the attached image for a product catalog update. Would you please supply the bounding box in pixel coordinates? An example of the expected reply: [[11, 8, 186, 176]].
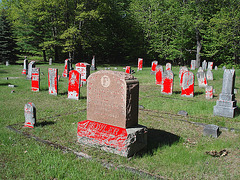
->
[[174, 91, 181, 94], [59, 91, 68, 96], [36, 121, 55, 127], [80, 96, 87, 99], [194, 91, 204, 96], [0, 83, 9, 86]]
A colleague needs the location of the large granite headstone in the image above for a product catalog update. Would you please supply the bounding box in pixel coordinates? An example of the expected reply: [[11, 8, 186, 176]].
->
[[137, 58, 143, 71], [48, 68, 58, 96], [68, 70, 81, 100], [197, 67, 208, 87], [179, 66, 188, 86], [151, 61, 158, 75], [213, 69, 237, 118], [22, 57, 28, 75], [181, 71, 194, 97], [202, 60, 207, 70], [161, 70, 174, 95], [155, 65, 163, 85], [125, 66, 131, 74], [24, 102, 36, 128], [26, 61, 36, 80], [166, 63, 171, 71], [206, 69, 213, 80], [31, 68, 40, 92], [75, 62, 90, 87], [190, 60, 196, 70], [77, 70, 147, 157]]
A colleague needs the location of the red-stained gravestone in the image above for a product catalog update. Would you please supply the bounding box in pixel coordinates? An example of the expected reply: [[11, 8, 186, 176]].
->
[[155, 65, 163, 85], [137, 58, 143, 71], [75, 62, 90, 87], [208, 62, 213, 70], [151, 61, 158, 74], [26, 61, 36, 80], [181, 71, 194, 97], [62, 59, 72, 77], [125, 66, 131, 74], [161, 70, 174, 95], [31, 68, 40, 92], [68, 70, 81, 100], [24, 102, 36, 128], [179, 66, 188, 87], [77, 70, 147, 157], [166, 63, 171, 71], [48, 68, 58, 96], [197, 67, 208, 88], [190, 60, 196, 70], [22, 57, 28, 75], [206, 86, 213, 99]]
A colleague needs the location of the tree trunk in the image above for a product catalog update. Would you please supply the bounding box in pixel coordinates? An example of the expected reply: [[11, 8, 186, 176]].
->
[[196, 27, 201, 68], [43, 50, 46, 62]]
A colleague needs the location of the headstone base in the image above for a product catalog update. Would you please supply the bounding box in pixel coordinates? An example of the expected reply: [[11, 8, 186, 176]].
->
[[213, 105, 237, 118], [203, 124, 219, 138], [77, 120, 147, 157]]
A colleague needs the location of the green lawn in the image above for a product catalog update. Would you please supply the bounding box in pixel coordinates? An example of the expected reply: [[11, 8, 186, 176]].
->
[[0, 62, 239, 179]]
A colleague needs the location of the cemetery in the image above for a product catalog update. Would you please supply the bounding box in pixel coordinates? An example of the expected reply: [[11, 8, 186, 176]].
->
[[0, 60, 239, 179]]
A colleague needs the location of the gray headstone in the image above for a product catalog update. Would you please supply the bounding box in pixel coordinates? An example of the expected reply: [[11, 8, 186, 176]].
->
[[197, 67, 208, 87], [203, 124, 219, 138], [234, 89, 237, 94], [6, 61, 9, 66], [206, 69, 213, 80], [190, 60, 196, 70], [90, 55, 97, 71], [206, 86, 213, 99], [26, 61, 36, 80], [49, 58, 52, 65], [178, 110, 188, 116], [24, 102, 36, 128], [222, 66, 226, 71], [214, 66, 218, 70], [202, 60, 207, 70]]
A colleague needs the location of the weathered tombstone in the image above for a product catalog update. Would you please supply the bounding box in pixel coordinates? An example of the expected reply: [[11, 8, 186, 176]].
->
[[181, 71, 194, 97], [202, 60, 207, 70], [206, 69, 213, 80], [31, 68, 40, 92], [214, 66, 218, 70], [49, 58, 52, 65], [48, 68, 58, 96], [206, 86, 213, 99], [222, 66, 226, 71], [155, 65, 163, 85], [197, 67, 208, 87], [161, 70, 174, 95], [125, 66, 131, 74], [137, 58, 143, 71], [179, 66, 188, 87], [22, 57, 28, 75], [90, 55, 97, 71], [166, 63, 171, 71], [75, 62, 90, 87], [203, 124, 219, 138], [151, 61, 158, 75], [68, 70, 81, 100], [77, 70, 147, 157], [190, 60, 196, 70], [213, 69, 237, 118], [26, 61, 36, 80], [62, 59, 72, 77], [208, 62, 213, 70], [6, 60, 9, 66], [24, 102, 36, 128]]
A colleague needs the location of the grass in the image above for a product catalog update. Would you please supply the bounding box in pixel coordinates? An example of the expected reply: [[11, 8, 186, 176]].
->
[[0, 63, 239, 179]]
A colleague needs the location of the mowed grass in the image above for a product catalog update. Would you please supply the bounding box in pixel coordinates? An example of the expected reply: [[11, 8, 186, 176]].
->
[[0, 62, 239, 179]]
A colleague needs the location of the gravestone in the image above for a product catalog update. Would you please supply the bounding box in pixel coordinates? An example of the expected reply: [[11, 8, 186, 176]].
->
[[215, 66, 218, 70], [203, 124, 219, 138], [22, 57, 28, 75], [202, 60, 207, 70], [206, 86, 213, 99], [68, 70, 81, 100], [77, 70, 147, 157], [24, 102, 36, 128], [151, 61, 158, 75], [155, 65, 163, 85], [208, 62, 213, 70], [125, 66, 131, 74], [137, 58, 143, 71], [49, 58, 52, 65], [62, 59, 72, 77], [161, 70, 174, 95], [222, 66, 226, 71], [31, 68, 40, 92], [197, 67, 208, 87], [179, 66, 188, 86], [26, 61, 36, 80], [48, 68, 58, 96], [6, 61, 9, 66], [213, 69, 237, 118], [90, 55, 97, 71], [166, 63, 171, 71], [206, 69, 213, 80], [75, 62, 90, 87], [181, 71, 194, 97], [190, 60, 196, 70]]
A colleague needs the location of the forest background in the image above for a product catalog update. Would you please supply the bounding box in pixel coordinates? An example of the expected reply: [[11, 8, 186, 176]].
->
[[0, 0, 239, 68]]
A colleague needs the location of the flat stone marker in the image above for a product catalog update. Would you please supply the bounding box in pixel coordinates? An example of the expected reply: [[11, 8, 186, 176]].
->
[[22, 57, 28, 75], [26, 61, 36, 80], [179, 66, 188, 87], [137, 58, 143, 71], [31, 68, 40, 92], [68, 70, 81, 100], [206, 69, 213, 80], [125, 66, 131, 74], [62, 59, 72, 77], [155, 65, 163, 85], [75, 62, 90, 87], [151, 61, 158, 74], [166, 63, 171, 71], [208, 62, 213, 70], [213, 69, 237, 118], [48, 68, 58, 96], [90, 55, 97, 71], [77, 70, 147, 157], [197, 67, 208, 87], [202, 60, 207, 70], [190, 60, 196, 70], [206, 86, 213, 99], [181, 71, 194, 97], [24, 102, 36, 128], [161, 70, 174, 95], [203, 124, 219, 138]]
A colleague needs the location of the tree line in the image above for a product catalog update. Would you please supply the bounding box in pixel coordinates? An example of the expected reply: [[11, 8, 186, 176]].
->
[[0, 0, 239, 67]]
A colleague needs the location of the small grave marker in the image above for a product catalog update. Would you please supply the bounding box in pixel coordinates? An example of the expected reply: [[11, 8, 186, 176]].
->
[[125, 66, 131, 74], [206, 86, 213, 99], [166, 63, 171, 70], [22, 57, 28, 75], [155, 65, 163, 85], [26, 61, 36, 80], [75, 62, 90, 87], [137, 58, 143, 71], [151, 61, 158, 74], [190, 60, 196, 70], [181, 71, 194, 97], [49, 58, 52, 65], [24, 102, 36, 128], [215, 66, 218, 70], [62, 59, 72, 77], [90, 55, 97, 71], [208, 62, 213, 70], [48, 68, 58, 96], [203, 124, 219, 138], [197, 67, 208, 87], [161, 70, 174, 95], [206, 69, 213, 80], [202, 60, 207, 70], [31, 68, 40, 92], [68, 70, 81, 100]]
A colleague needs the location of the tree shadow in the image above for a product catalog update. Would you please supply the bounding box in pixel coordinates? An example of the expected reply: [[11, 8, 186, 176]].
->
[[194, 92, 204, 96], [59, 91, 68, 96], [0, 83, 9, 86], [36, 121, 55, 127], [174, 91, 181, 94], [80, 96, 87, 99]]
